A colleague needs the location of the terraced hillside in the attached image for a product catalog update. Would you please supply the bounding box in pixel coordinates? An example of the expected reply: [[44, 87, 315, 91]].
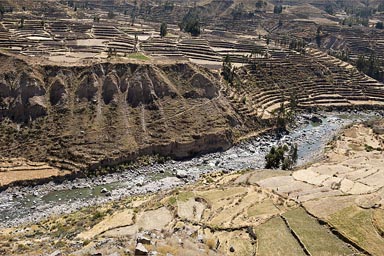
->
[[0, 0, 384, 185], [225, 47, 384, 120], [1, 121, 383, 255], [0, 1, 384, 255], [1, 42, 384, 184]]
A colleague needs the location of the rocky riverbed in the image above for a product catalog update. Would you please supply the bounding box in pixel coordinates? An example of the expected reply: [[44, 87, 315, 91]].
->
[[0, 111, 382, 228]]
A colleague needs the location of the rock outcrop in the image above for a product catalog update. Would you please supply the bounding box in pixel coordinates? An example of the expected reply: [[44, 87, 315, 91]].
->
[[0, 53, 239, 175], [1, 47, 384, 177]]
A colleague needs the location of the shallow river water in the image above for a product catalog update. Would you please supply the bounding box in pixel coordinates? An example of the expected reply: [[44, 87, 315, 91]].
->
[[0, 111, 382, 227]]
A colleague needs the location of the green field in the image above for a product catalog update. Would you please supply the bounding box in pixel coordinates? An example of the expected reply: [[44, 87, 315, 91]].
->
[[373, 209, 384, 235], [284, 207, 356, 256], [329, 206, 384, 256], [126, 53, 150, 60], [255, 216, 306, 256]]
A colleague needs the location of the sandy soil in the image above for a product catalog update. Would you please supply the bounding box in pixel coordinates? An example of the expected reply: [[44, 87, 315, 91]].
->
[[0, 158, 70, 186]]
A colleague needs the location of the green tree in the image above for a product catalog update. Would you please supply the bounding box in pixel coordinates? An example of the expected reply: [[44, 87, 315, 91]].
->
[[289, 92, 298, 113], [265, 146, 281, 169], [19, 18, 24, 28], [221, 55, 234, 84], [325, 4, 334, 15], [131, 0, 137, 25], [356, 7, 374, 18], [274, 5, 283, 14], [316, 26, 322, 47], [275, 96, 288, 130], [0, 5, 5, 19], [274, 92, 299, 130], [160, 22, 167, 37], [231, 3, 245, 20], [356, 54, 383, 81], [281, 157, 293, 170], [107, 10, 115, 19], [255, 0, 267, 11], [179, 9, 201, 36], [163, 1, 174, 11], [379, 2, 384, 12], [290, 144, 298, 163], [265, 144, 298, 170]]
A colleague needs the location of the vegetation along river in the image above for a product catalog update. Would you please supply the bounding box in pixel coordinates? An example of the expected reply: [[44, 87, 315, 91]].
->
[[0, 111, 382, 228]]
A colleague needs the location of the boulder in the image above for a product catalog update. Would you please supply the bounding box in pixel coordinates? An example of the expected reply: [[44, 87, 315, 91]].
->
[[373, 125, 384, 135], [355, 194, 382, 209], [331, 181, 341, 190], [100, 188, 109, 194], [135, 243, 148, 256], [176, 170, 188, 179], [100, 188, 112, 196], [137, 235, 151, 245], [309, 115, 322, 124]]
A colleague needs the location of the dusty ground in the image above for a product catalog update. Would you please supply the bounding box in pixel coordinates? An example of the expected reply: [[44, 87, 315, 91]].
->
[[0, 122, 383, 255], [0, 158, 69, 187]]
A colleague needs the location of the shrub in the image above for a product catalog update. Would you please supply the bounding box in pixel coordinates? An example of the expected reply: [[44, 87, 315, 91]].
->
[[265, 144, 298, 170], [179, 9, 201, 36], [160, 22, 167, 37]]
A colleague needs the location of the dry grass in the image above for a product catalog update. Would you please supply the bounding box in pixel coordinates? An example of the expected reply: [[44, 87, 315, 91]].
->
[[205, 238, 216, 250], [247, 200, 279, 217], [283, 207, 356, 256], [157, 244, 179, 255], [373, 209, 384, 236], [328, 205, 384, 255], [255, 216, 305, 256]]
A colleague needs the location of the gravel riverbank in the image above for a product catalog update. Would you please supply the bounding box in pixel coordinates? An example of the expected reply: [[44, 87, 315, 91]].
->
[[0, 111, 382, 228]]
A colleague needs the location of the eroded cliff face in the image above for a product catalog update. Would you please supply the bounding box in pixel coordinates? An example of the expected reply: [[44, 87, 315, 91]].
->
[[0, 54, 240, 173]]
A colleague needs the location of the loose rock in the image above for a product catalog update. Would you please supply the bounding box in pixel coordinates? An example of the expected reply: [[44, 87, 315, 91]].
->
[[135, 243, 148, 256]]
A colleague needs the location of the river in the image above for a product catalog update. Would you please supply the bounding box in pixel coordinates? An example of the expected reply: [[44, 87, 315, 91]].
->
[[0, 111, 382, 228]]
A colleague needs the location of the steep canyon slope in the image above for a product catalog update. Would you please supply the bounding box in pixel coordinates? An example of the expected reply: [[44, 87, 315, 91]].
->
[[0, 53, 240, 180], [1, 47, 384, 184]]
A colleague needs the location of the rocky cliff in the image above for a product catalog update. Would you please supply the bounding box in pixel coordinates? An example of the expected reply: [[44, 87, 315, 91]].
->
[[2, 46, 384, 177], [0, 53, 242, 173]]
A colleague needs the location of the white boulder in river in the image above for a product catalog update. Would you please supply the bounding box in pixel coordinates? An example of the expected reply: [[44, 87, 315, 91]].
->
[[175, 169, 188, 178]]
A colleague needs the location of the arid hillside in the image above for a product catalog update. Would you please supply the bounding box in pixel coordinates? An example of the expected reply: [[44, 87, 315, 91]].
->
[[1, 45, 384, 184], [0, 52, 241, 177]]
